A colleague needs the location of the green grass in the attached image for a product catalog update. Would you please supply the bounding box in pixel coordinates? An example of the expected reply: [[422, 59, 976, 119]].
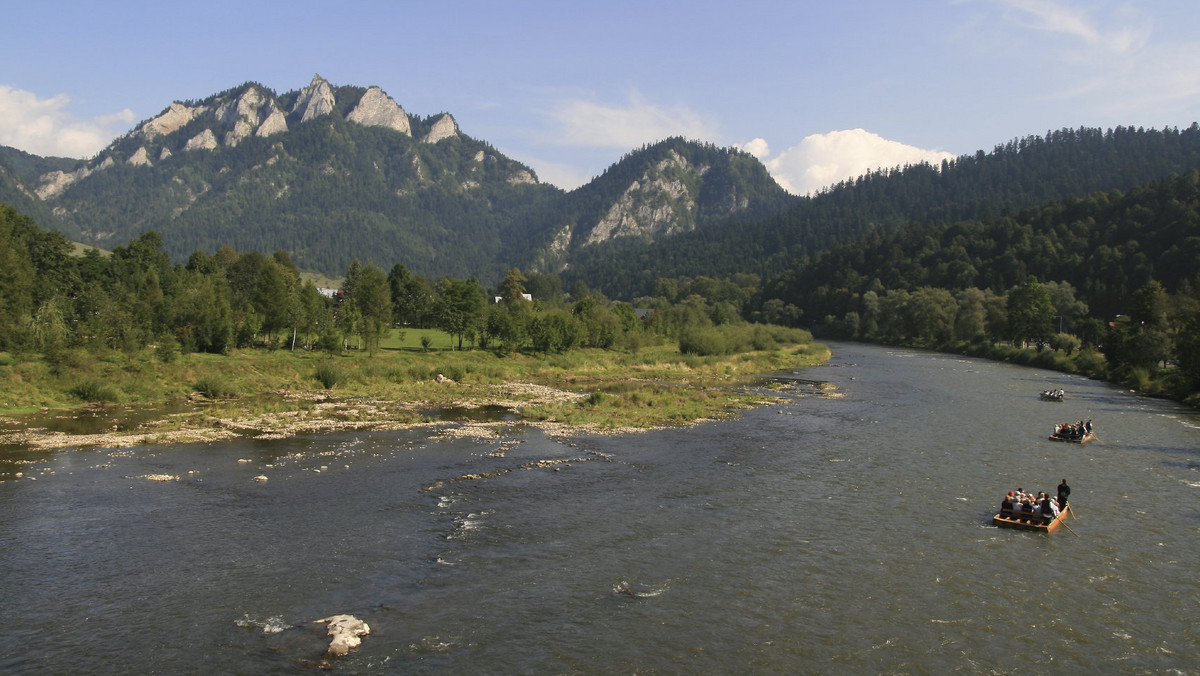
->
[[379, 327, 456, 351], [0, 337, 830, 436]]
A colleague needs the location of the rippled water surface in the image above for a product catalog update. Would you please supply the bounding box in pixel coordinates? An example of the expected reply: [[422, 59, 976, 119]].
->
[[1, 343, 1197, 674]]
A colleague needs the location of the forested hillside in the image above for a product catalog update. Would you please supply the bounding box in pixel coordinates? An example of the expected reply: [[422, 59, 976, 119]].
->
[[749, 169, 1200, 401], [47, 112, 564, 281], [565, 125, 1200, 298], [761, 168, 1200, 321], [0, 147, 75, 236]]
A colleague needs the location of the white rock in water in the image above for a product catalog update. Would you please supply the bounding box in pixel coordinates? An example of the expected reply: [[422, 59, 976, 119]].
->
[[317, 614, 370, 657]]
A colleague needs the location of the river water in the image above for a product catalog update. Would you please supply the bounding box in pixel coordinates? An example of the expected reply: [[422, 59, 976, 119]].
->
[[1, 343, 1197, 674]]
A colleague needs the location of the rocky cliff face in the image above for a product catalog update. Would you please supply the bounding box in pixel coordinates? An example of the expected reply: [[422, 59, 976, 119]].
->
[[582, 150, 703, 246], [347, 86, 411, 136], [292, 73, 336, 123], [423, 113, 458, 143]]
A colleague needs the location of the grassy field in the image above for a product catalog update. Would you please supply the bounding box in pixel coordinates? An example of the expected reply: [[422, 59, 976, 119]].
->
[[0, 329, 831, 445]]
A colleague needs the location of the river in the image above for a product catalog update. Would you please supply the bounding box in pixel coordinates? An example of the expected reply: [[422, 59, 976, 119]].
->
[[1, 343, 1197, 674]]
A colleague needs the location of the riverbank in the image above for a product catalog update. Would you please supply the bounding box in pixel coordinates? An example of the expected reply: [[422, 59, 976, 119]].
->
[[0, 342, 831, 455]]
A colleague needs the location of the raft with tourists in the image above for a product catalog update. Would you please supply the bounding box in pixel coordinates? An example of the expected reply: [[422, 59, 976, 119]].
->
[[1048, 419, 1094, 443], [1040, 389, 1065, 401], [993, 485, 1074, 533], [993, 502, 1073, 533]]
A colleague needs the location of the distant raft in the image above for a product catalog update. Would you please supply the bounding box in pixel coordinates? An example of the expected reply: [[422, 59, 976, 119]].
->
[[1049, 420, 1094, 443], [1040, 389, 1065, 401]]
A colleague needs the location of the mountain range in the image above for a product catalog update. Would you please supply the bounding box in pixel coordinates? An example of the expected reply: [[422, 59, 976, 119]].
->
[[2, 74, 1199, 297], [0, 74, 791, 285]]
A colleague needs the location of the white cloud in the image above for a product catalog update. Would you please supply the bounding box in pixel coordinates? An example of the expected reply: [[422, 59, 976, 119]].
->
[[741, 137, 770, 159], [758, 129, 956, 195], [0, 86, 133, 158], [990, 0, 1151, 54], [548, 93, 716, 149]]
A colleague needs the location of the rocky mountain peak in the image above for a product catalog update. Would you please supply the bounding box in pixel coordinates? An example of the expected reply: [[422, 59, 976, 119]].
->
[[292, 73, 336, 123], [216, 86, 269, 146], [346, 86, 411, 136], [423, 113, 459, 143], [582, 149, 702, 246]]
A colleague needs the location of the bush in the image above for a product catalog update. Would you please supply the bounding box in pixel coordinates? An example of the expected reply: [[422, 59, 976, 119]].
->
[[194, 377, 235, 399], [1071, 348, 1108, 379], [583, 392, 608, 407], [750, 326, 778, 351], [68, 379, 120, 403], [314, 361, 346, 389], [156, 336, 180, 363], [679, 327, 733, 356]]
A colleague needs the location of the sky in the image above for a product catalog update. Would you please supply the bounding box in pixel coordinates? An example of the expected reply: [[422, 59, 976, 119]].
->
[[2, 0, 1198, 195]]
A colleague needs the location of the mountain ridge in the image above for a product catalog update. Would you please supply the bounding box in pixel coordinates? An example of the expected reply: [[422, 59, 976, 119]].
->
[[2, 76, 1199, 298], [3, 75, 787, 282]]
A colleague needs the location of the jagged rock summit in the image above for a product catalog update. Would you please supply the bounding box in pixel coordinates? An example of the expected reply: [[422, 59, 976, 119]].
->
[[292, 73, 336, 123], [37, 74, 440, 198], [347, 85, 412, 136]]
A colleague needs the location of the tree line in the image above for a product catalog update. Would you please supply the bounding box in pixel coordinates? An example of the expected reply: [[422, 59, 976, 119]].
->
[[0, 202, 807, 364], [755, 170, 1200, 403]]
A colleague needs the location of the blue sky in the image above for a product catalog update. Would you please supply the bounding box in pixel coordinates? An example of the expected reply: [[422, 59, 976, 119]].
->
[[2, 0, 1198, 194]]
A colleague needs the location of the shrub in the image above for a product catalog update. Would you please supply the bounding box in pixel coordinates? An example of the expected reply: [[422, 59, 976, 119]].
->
[[68, 379, 120, 403], [750, 326, 778, 351], [1071, 348, 1108, 379], [583, 392, 608, 407], [679, 327, 732, 356], [314, 361, 346, 389], [156, 336, 180, 363], [194, 377, 236, 399]]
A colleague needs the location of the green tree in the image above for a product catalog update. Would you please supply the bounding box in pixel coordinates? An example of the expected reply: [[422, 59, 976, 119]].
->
[[350, 263, 392, 354], [954, 288, 988, 341], [524, 271, 563, 305], [1129, 280, 1169, 330], [388, 263, 432, 327], [297, 281, 330, 350], [0, 209, 36, 349], [173, 270, 234, 353], [530, 309, 582, 353], [1006, 277, 1055, 346], [907, 287, 956, 345], [498, 268, 529, 304], [436, 277, 485, 350]]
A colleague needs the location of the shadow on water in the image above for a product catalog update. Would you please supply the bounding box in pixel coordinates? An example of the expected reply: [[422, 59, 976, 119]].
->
[[0, 401, 199, 475], [2, 401, 197, 436], [0, 399, 524, 477], [421, 405, 519, 423]]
